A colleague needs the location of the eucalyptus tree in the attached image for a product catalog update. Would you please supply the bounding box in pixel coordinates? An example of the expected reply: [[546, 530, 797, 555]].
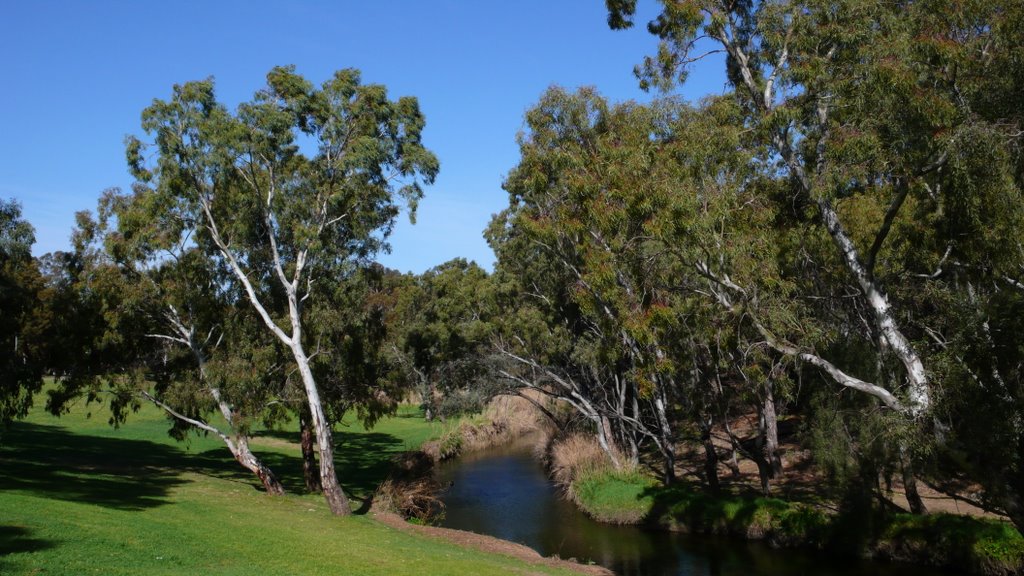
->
[[40, 200, 289, 494], [125, 66, 439, 514], [607, 0, 1024, 518], [494, 86, 800, 489], [0, 199, 45, 427], [387, 259, 494, 421]]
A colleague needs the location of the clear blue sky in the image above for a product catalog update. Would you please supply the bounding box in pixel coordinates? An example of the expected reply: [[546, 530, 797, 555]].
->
[[2, 0, 724, 273]]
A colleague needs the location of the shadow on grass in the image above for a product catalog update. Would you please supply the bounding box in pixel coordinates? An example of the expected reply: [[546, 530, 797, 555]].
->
[[0, 422, 307, 510], [252, 427, 410, 500], [0, 423, 195, 510], [0, 526, 57, 572], [0, 525, 56, 555], [335, 431, 404, 499]]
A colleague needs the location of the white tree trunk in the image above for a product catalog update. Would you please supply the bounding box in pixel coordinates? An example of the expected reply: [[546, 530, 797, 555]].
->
[[291, 336, 351, 515], [817, 199, 930, 417]]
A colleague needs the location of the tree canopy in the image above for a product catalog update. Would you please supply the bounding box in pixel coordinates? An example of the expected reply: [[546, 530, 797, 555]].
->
[[117, 65, 439, 514]]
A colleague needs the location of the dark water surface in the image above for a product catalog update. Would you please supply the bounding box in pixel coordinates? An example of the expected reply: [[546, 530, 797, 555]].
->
[[435, 439, 949, 576]]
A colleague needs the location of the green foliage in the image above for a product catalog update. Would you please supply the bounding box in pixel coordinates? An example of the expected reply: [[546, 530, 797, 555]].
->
[[0, 199, 44, 427], [881, 514, 1024, 573], [387, 259, 496, 421], [598, 0, 1024, 529]]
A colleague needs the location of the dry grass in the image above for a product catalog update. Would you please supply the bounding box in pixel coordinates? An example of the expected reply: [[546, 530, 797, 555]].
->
[[427, 393, 556, 461], [373, 450, 446, 523], [548, 434, 630, 500], [485, 394, 547, 436]]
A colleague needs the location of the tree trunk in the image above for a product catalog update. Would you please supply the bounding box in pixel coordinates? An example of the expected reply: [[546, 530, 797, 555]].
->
[[899, 445, 927, 515], [662, 443, 677, 486], [423, 379, 436, 422], [753, 453, 772, 496], [141, 390, 285, 496], [293, 342, 351, 515], [300, 409, 322, 494], [597, 414, 622, 470], [235, 435, 286, 495], [762, 382, 783, 479], [720, 418, 742, 477], [654, 392, 676, 485], [699, 416, 720, 492], [815, 198, 931, 417], [754, 410, 772, 496]]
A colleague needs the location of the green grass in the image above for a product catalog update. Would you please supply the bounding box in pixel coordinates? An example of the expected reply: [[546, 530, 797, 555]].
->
[[572, 469, 1024, 574], [0, 397, 579, 575], [573, 470, 656, 524], [880, 513, 1024, 573]]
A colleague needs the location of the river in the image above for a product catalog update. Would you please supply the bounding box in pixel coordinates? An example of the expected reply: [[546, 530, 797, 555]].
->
[[434, 438, 949, 576]]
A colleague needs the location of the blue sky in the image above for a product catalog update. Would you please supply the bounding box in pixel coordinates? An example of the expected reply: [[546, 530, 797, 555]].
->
[[2, 1, 725, 273]]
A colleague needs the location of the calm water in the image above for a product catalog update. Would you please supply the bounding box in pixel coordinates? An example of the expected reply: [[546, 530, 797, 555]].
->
[[435, 439, 949, 576]]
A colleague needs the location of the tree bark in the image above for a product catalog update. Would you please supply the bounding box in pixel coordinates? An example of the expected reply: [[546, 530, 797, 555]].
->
[[654, 391, 677, 485], [300, 408, 322, 494], [899, 445, 927, 515], [597, 414, 622, 470], [740, 380, 784, 496], [141, 391, 284, 495], [235, 435, 285, 495], [816, 198, 931, 417], [762, 382, 783, 479], [699, 415, 720, 492], [293, 341, 351, 515]]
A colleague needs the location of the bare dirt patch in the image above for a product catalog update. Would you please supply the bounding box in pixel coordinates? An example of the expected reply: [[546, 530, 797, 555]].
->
[[675, 413, 1002, 519]]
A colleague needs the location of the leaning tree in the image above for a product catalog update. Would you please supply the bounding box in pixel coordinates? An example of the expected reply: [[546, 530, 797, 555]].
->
[[606, 0, 1024, 521]]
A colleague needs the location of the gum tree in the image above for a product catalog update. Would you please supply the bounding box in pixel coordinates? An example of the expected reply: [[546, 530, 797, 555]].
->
[[0, 199, 45, 428], [606, 0, 1024, 519], [126, 66, 438, 514]]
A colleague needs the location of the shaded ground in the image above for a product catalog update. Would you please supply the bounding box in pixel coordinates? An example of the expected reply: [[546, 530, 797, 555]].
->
[[673, 413, 1001, 519], [0, 401, 589, 576]]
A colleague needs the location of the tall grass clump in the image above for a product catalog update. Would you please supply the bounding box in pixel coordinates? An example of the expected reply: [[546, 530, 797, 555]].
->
[[548, 433, 655, 524]]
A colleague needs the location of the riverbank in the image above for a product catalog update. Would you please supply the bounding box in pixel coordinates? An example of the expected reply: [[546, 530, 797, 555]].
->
[[378, 397, 1024, 575], [543, 432, 1024, 576], [373, 509, 612, 575], [0, 396, 594, 575]]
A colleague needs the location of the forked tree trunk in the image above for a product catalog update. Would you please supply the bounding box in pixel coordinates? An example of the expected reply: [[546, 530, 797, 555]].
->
[[597, 414, 622, 470], [293, 342, 351, 515], [142, 391, 285, 496], [300, 409, 322, 493], [149, 312, 286, 496]]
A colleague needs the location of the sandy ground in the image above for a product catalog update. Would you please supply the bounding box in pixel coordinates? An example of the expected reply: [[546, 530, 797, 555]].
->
[[372, 510, 613, 576]]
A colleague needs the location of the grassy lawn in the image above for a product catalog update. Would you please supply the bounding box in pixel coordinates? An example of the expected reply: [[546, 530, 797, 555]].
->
[[0, 396, 575, 575]]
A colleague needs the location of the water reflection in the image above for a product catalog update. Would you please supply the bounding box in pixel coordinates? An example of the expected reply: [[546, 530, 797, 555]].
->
[[435, 439, 948, 576]]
